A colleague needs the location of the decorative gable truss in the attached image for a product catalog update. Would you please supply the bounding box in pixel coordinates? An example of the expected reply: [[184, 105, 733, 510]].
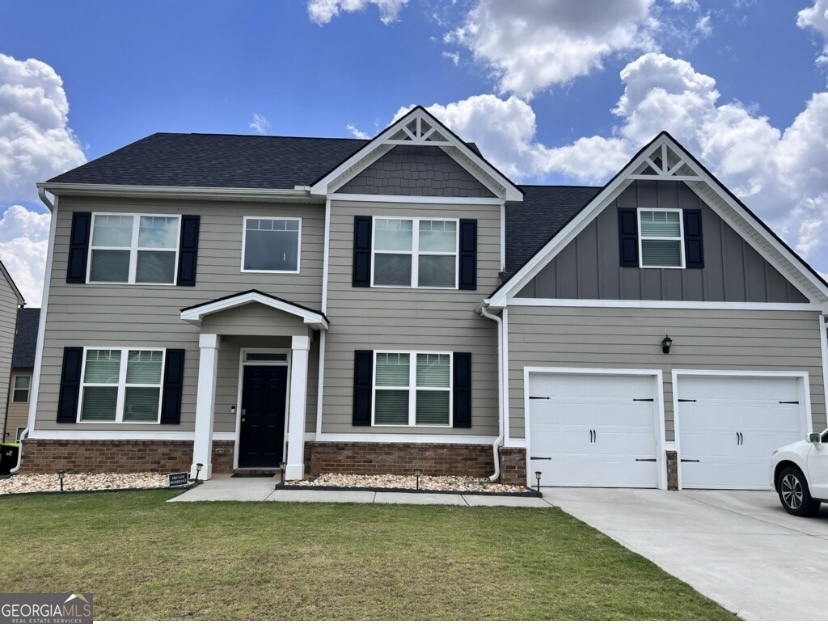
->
[[487, 132, 828, 310], [310, 106, 523, 202]]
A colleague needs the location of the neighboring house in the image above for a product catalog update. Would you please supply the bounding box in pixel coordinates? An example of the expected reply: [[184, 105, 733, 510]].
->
[[0, 262, 25, 441], [20, 107, 828, 491], [4, 308, 39, 442]]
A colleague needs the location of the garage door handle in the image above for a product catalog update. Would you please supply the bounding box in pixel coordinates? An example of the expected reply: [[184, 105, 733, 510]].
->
[[530, 456, 552, 460], [635, 458, 657, 462], [678, 399, 696, 402], [779, 401, 799, 404], [529, 396, 550, 400], [633, 398, 654, 402], [681, 459, 700, 463]]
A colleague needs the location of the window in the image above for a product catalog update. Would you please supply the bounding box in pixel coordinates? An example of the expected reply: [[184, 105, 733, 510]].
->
[[79, 348, 164, 423], [638, 209, 684, 268], [15, 427, 26, 442], [372, 218, 458, 288], [88, 214, 180, 284], [12, 375, 31, 403], [373, 351, 451, 426], [242, 218, 301, 272]]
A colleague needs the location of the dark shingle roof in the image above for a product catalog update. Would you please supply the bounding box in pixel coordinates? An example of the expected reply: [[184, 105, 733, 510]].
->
[[505, 185, 601, 277], [12, 308, 39, 369], [48, 134, 371, 189]]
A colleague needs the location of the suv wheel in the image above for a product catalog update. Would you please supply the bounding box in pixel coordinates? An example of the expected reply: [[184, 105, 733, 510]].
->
[[777, 466, 820, 517]]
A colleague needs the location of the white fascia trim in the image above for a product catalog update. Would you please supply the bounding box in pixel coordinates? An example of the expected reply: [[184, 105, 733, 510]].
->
[[321, 198, 332, 314], [502, 307, 511, 446], [524, 366, 666, 377], [313, 433, 498, 444], [27, 431, 236, 441], [328, 194, 504, 205], [38, 182, 312, 202], [672, 368, 812, 378], [180, 291, 328, 330], [820, 316, 828, 424], [27, 195, 59, 435], [507, 298, 824, 312], [311, 108, 522, 201]]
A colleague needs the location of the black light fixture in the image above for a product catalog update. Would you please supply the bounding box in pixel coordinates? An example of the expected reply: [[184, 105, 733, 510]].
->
[[535, 471, 542, 497], [195, 463, 203, 483], [57, 470, 66, 493], [414, 468, 423, 490], [661, 335, 673, 354], [279, 461, 286, 485]]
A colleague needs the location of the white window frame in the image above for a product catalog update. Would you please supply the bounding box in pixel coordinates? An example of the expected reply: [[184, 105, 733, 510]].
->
[[240, 217, 302, 274], [371, 350, 453, 427], [12, 374, 31, 403], [87, 213, 182, 285], [638, 208, 685, 269], [370, 217, 459, 289], [77, 347, 166, 424]]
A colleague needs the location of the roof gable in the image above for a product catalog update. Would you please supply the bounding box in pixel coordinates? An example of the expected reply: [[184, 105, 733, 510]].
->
[[489, 132, 828, 308], [0, 261, 24, 305], [312, 106, 523, 201]]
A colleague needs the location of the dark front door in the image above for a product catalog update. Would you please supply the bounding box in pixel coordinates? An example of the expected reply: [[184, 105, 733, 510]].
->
[[238, 365, 288, 468]]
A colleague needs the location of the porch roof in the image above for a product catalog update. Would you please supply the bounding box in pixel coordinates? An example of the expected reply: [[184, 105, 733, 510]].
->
[[180, 289, 329, 330]]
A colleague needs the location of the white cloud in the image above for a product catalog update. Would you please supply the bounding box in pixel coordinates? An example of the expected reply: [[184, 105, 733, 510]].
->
[[0, 53, 85, 203], [441, 51, 460, 66], [446, 0, 658, 98], [307, 0, 409, 25], [0, 205, 50, 306], [346, 123, 370, 139], [798, 0, 828, 63], [249, 113, 270, 135]]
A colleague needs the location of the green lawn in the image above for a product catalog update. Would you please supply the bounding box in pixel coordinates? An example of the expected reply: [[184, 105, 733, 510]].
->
[[1, 490, 736, 621]]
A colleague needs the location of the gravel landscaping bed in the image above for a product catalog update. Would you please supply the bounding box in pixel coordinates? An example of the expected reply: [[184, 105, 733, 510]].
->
[[0, 472, 170, 495], [288, 473, 531, 494]]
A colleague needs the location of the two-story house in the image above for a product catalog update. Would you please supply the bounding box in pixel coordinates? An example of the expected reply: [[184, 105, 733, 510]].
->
[[20, 107, 828, 491]]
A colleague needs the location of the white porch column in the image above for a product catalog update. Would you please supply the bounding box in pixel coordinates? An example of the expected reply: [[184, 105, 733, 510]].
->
[[286, 334, 310, 480], [191, 333, 219, 480]]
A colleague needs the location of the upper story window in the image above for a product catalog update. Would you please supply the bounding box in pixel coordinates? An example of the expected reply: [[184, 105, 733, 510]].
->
[[638, 209, 685, 269], [242, 217, 301, 273], [79, 348, 164, 423], [372, 218, 458, 288], [12, 375, 31, 403], [88, 214, 181, 284]]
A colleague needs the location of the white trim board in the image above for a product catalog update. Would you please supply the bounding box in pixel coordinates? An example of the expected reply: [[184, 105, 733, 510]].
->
[[328, 194, 505, 205], [180, 290, 328, 330], [507, 298, 823, 311], [311, 433, 498, 444], [27, 431, 237, 441], [488, 133, 828, 308]]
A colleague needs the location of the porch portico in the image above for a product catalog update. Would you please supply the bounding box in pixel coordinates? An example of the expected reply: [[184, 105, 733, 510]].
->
[[180, 290, 328, 480]]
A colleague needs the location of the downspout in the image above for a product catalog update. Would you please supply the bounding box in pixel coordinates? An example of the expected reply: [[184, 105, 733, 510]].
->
[[477, 304, 504, 482], [9, 428, 28, 474]]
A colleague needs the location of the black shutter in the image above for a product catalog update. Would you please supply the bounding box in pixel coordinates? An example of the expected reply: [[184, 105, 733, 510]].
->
[[618, 208, 638, 267], [453, 352, 472, 428], [352, 216, 372, 287], [458, 219, 477, 290], [352, 350, 373, 426], [66, 212, 91, 283], [56, 347, 83, 423], [683, 209, 704, 269], [176, 215, 200, 286], [160, 349, 185, 425]]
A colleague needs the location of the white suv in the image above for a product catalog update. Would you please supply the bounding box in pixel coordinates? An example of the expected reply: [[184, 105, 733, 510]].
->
[[769, 428, 828, 516]]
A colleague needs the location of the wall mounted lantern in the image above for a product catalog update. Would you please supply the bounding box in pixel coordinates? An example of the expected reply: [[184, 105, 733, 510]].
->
[[661, 335, 673, 354]]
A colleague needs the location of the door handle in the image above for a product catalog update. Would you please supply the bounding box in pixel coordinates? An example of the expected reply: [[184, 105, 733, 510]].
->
[[594, 429, 597, 443]]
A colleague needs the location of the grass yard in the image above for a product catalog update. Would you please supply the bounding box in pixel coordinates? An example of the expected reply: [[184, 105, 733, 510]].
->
[[0, 490, 736, 621]]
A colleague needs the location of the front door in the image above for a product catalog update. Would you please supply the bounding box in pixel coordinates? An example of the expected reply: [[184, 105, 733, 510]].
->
[[238, 365, 288, 468]]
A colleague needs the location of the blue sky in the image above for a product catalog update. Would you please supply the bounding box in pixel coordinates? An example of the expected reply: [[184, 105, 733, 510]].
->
[[2, 0, 828, 305]]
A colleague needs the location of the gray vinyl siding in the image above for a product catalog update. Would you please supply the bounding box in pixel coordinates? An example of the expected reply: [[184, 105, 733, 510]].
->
[[34, 195, 325, 433], [0, 275, 18, 428], [322, 199, 500, 436], [517, 180, 809, 303], [507, 306, 827, 440], [4, 369, 30, 441], [201, 304, 311, 336], [337, 146, 495, 198]]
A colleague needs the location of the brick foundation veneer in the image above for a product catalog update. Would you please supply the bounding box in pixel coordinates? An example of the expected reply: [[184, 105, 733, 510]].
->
[[304, 442, 495, 478], [498, 447, 527, 486], [666, 450, 678, 490], [19, 439, 236, 474]]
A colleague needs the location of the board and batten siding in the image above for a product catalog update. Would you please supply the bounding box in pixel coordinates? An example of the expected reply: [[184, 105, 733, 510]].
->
[[516, 180, 808, 303], [507, 306, 827, 440], [322, 199, 500, 436], [0, 273, 18, 429], [34, 195, 325, 433]]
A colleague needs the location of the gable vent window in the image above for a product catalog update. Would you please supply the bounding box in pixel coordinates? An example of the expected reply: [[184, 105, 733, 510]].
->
[[88, 214, 181, 284], [242, 217, 301, 273], [372, 218, 458, 288], [638, 209, 684, 268]]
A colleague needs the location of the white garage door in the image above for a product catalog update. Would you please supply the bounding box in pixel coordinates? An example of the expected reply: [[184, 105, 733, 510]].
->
[[528, 372, 661, 488], [676, 374, 806, 490]]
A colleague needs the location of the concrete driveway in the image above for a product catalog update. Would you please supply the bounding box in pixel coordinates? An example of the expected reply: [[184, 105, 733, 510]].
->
[[543, 488, 828, 621]]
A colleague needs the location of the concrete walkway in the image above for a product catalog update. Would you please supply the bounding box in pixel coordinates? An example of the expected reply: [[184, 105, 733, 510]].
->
[[168, 474, 552, 507], [543, 487, 828, 621]]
